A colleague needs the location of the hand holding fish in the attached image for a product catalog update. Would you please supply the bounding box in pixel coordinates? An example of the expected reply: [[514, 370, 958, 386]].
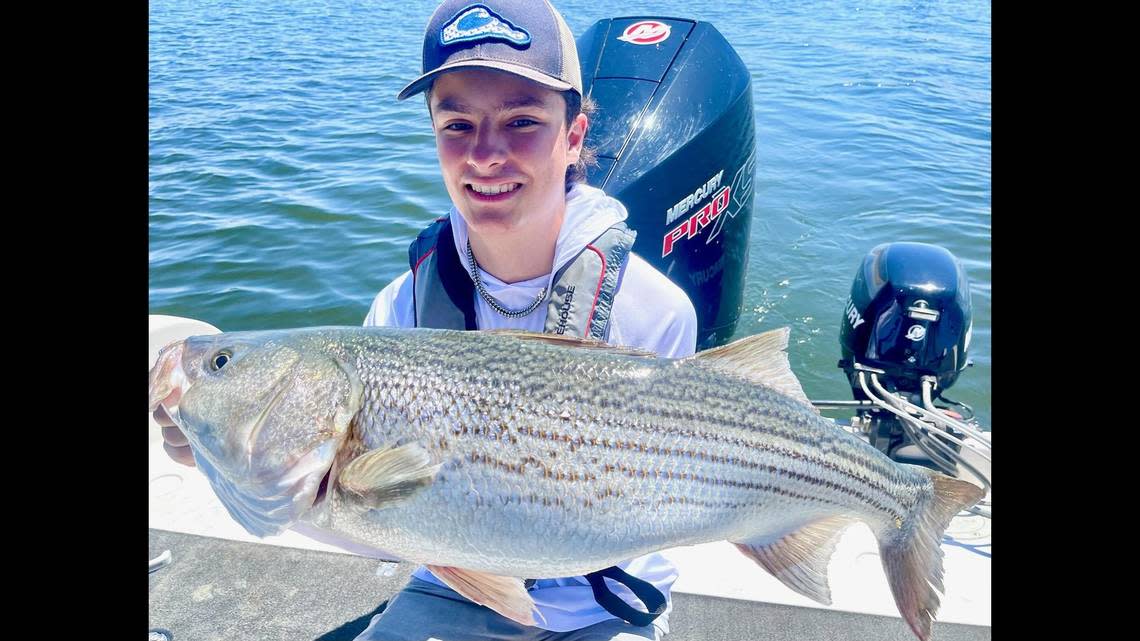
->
[[154, 405, 196, 467]]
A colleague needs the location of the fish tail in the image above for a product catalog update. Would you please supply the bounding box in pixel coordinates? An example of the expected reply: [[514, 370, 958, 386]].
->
[[879, 466, 984, 641]]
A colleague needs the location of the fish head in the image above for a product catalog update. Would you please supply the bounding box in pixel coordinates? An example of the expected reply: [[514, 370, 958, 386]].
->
[[148, 330, 362, 537]]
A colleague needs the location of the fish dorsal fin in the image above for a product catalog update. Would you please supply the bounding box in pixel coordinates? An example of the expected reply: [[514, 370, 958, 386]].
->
[[336, 443, 440, 508], [686, 327, 817, 413], [732, 515, 855, 605], [427, 565, 542, 626], [483, 329, 658, 358]]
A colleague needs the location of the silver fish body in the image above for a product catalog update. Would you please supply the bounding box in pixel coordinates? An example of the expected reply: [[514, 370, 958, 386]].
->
[[148, 326, 983, 640]]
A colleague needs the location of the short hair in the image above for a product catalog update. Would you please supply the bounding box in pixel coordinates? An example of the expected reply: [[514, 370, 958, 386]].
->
[[563, 90, 598, 192]]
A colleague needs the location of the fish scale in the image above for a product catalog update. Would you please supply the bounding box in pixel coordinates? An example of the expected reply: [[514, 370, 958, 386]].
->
[[148, 325, 984, 640]]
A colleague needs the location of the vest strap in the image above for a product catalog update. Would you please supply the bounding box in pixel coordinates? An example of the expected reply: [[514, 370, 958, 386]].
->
[[584, 565, 667, 627], [409, 218, 476, 330], [543, 223, 636, 341]]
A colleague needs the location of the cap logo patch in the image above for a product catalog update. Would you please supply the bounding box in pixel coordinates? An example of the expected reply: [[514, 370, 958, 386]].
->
[[440, 4, 531, 47]]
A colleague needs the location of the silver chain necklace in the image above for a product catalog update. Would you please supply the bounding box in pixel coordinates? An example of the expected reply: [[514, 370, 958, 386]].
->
[[466, 238, 548, 318]]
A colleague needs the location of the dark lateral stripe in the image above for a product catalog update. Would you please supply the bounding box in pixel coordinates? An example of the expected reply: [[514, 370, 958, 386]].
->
[[637, 485, 840, 512], [624, 401, 904, 487], [450, 387, 906, 503], [506, 423, 905, 517], [460, 450, 598, 482], [453, 439, 900, 520], [385, 386, 906, 515], [605, 462, 899, 520], [429, 374, 901, 487], [454, 453, 892, 519]]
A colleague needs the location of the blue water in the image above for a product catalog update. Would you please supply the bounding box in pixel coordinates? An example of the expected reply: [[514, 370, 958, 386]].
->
[[149, 0, 991, 427]]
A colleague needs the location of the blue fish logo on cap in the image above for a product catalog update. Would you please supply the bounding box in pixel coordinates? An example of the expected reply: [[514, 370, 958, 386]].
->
[[440, 4, 531, 47]]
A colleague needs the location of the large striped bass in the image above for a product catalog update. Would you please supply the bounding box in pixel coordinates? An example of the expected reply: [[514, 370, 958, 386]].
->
[[147, 326, 983, 640]]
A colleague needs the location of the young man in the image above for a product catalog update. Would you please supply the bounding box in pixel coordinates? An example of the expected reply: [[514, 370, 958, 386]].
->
[[357, 2, 697, 639], [160, 0, 697, 638]]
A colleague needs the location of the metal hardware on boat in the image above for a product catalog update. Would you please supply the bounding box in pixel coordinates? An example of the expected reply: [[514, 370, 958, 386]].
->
[[810, 400, 875, 410], [851, 362, 887, 375], [149, 549, 172, 573], [848, 370, 992, 519], [907, 300, 940, 321]]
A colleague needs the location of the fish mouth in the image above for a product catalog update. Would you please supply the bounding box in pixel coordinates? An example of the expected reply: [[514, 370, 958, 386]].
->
[[148, 339, 187, 413]]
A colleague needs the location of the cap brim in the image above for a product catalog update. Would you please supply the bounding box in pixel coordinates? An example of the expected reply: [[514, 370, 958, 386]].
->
[[397, 60, 576, 101]]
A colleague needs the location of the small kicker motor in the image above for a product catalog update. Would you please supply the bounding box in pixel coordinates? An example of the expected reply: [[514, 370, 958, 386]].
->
[[822, 242, 991, 518]]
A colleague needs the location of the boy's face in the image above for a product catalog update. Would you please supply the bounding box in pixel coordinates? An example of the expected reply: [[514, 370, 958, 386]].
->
[[429, 68, 587, 237]]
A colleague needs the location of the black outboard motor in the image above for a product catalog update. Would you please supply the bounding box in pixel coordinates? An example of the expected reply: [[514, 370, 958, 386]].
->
[[577, 18, 755, 350], [837, 242, 977, 471], [840, 242, 973, 395]]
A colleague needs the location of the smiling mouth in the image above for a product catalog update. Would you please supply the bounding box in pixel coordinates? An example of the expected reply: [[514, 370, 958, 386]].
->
[[466, 182, 521, 199]]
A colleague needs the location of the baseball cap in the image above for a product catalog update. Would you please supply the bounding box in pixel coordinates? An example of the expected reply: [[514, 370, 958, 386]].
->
[[397, 0, 583, 101]]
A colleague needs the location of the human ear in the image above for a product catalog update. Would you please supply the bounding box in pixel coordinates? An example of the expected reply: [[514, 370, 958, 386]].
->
[[566, 112, 588, 165]]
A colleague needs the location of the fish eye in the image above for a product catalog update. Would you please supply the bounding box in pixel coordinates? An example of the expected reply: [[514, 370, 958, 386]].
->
[[210, 350, 232, 371]]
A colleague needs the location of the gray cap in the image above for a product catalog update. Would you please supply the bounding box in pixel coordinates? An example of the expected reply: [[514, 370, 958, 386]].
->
[[398, 0, 583, 101]]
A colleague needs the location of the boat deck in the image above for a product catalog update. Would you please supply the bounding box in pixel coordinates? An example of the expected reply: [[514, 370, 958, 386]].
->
[[148, 528, 990, 641]]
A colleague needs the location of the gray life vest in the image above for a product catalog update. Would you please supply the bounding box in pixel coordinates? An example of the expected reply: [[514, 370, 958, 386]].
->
[[407, 216, 637, 340]]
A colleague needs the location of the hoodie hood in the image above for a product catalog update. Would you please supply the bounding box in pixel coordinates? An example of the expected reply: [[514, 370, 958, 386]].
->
[[447, 183, 629, 287]]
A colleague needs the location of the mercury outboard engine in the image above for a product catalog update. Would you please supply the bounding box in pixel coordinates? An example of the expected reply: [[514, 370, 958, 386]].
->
[[577, 18, 755, 350], [829, 242, 990, 517], [840, 242, 972, 395]]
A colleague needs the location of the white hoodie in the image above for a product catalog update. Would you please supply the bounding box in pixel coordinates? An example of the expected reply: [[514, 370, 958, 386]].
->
[[365, 183, 697, 359], [363, 182, 697, 632]]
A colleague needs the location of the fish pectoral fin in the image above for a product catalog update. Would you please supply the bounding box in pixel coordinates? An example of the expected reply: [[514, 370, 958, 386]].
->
[[482, 329, 658, 358], [427, 565, 541, 627], [733, 515, 854, 605], [336, 443, 440, 508], [686, 327, 818, 413]]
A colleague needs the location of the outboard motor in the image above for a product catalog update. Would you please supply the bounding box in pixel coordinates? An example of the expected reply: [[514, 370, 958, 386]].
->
[[840, 242, 972, 395], [828, 242, 990, 517], [577, 18, 755, 350]]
